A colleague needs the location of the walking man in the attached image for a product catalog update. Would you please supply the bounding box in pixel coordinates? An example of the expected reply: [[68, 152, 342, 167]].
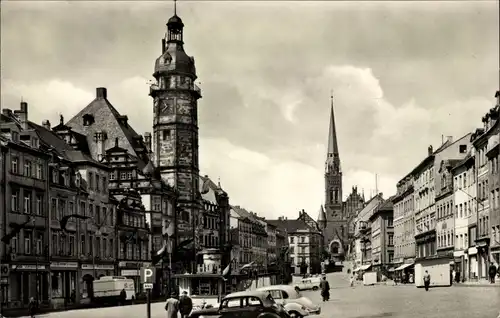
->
[[319, 276, 330, 301], [423, 270, 431, 291], [489, 263, 497, 284], [179, 291, 193, 318], [165, 292, 180, 318], [28, 297, 37, 318]]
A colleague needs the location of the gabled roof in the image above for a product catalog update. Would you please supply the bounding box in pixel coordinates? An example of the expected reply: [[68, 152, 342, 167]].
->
[[266, 219, 315, 234], [65, 88, 149, 166], [200, 175, 226, 204]]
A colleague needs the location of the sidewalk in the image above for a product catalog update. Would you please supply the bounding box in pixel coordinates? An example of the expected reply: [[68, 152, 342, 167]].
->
[[453, 280, 500, 288]]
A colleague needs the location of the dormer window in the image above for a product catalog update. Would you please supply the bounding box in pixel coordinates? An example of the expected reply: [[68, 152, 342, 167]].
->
[[83, 114, 95, 126], [31, 137, 39, 148], [11, 131, 19, 142]]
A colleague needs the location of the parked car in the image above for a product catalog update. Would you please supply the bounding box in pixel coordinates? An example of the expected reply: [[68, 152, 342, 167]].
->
[[188, 290, 291, 318], [257, 285, 321, 318], [293, 276, 321, 291]]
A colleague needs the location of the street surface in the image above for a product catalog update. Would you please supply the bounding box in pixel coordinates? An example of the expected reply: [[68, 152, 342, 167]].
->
[[20, 273, 500, 318]]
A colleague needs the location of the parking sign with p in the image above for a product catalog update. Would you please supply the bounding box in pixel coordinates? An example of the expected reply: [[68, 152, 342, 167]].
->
[[140, 267, 156, 284]]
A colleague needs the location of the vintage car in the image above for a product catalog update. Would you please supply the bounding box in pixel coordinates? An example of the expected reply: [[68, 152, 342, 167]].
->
[[188, 290, 291, 318], [256, 285, 321, 318], [293, 276, 321, 291]]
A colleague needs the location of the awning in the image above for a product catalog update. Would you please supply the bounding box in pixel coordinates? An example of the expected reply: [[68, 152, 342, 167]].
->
[[395, 263, 414, 271], [354, 264, 371, 272]]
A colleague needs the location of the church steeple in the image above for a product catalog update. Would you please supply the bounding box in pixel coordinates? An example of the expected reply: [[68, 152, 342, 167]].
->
[[327, 92, 339, 156], [325, 91, 341, 174]]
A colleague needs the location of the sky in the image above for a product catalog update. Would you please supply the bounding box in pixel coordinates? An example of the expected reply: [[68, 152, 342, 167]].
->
[[1, 1, 499, 220]]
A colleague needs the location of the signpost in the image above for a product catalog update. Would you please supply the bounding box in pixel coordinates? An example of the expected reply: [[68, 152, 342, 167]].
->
[[141, 267, 156, 318]]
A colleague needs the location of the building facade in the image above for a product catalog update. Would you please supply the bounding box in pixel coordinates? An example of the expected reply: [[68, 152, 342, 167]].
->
[[452, 153, 476, 280], [392, 174, 415, 269], [487, 92, 500, 266], [368, 199, 394, 277], [435, 159, 459, 271]]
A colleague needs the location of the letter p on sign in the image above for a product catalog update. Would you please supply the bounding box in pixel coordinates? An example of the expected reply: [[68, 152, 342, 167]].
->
[[140, 267, 156, 284]]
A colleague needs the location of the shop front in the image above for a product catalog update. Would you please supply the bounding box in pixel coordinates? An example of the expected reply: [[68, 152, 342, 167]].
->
[[8, 263, 49, 309], [476, 240, 490, 279], [118, 261, 151, 297], [79, 263, 115, 302], [468, 247, 478, 281], [50, 262, 78, 308], [453, 250, 468, 282]]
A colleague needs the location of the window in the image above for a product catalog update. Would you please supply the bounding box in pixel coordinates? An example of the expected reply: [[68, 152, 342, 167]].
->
[[248, 297, 261, 306], [96, 174, 100, 191], [162, 130, 171, 140], [223, 299, 241, 308], [11, 233, 19, 254], [35, 194, 43, 216], [24, 231, 32, 255], [11, 189, 19, 212], [290, 237, 294, 244], [80, 202, 86, 217], [88, 172, 94, 189], [59, 235, 66, 255], [59, 199, 66, 218], [24, 160, 32, 177], [388, 234, 394, 246], [120, 172, 126, 180], [110, 172, 116, 180], [31, 137, 39, 148], [36, 164, 42, 179], [11, 157, 19, 174], [110, 239, 114, 258], [69, 235, 75, 256], [52, 169, 58, 183], [52, 233, 58, 255], [388, 252, 394, 263], [300, 236, 305, 243], [23, 192, 31, 214], [388, 217, 393, 227], [127, 172, 133, 180], [103, 238, 107, 258], [36, 233, 43, 255], [102, 176, 107, 192], [80, 234, 86, 255], [153, 196, 161, 211], [89, 235, 94, 256]]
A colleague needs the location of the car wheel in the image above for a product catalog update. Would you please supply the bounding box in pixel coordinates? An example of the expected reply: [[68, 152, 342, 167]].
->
[[312, 286, 318, 291], [288, 311, 303, 318]]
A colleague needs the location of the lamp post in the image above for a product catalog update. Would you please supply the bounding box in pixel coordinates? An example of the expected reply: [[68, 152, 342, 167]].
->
[[166, 237, 173, 297]]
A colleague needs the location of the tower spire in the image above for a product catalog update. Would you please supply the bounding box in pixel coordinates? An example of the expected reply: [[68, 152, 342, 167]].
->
[[174, 0, 177, 15], [327, 90, 339, 155]]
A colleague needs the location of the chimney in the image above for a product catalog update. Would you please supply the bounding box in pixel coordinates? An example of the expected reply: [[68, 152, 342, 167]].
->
[[427, 145, 433, 156], [15, 102, 28, 129], [42, 120, 51, 130], [2, 108, 12, 117], [96, 87, 107, 99], [144, 132, 152, 152]]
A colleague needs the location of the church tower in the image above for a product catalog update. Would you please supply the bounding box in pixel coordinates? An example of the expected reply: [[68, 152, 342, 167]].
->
[[322, 93, 346, 260], [150, 3, 201, 236]]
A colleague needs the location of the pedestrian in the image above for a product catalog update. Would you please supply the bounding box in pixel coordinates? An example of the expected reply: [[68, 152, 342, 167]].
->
[[120, 288, 126, 306], [178, 291, 193, 318], [319, 276, 330, 302], [349, 274, 354, 287], [451, 269, 455, 285], [165, 292, 180, 318], [489, 264, 497, 284], [423, 270, 431, 291], [28, 297, 37, 318]]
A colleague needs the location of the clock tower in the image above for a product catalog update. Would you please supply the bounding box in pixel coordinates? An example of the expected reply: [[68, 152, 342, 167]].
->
[[150, 5, 202, 240]]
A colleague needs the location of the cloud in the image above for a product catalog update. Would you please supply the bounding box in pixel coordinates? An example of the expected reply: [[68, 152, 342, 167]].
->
[[1, 1, 498, 219]]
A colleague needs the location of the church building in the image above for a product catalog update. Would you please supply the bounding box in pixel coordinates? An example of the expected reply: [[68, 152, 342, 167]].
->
[[317, 94, 364, 263]]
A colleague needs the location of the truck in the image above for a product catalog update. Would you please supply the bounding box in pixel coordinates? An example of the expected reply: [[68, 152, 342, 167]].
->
[[92, 276, 136, 305]]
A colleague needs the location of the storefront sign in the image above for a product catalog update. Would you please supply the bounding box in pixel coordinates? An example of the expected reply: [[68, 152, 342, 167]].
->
[[51, 262, 78, 269], [118, 261, 151, 268], [468, 247, 478, 255], [11, 265, 46, 270], [81, 264, 114, 270], [121, 269, 139, 276]]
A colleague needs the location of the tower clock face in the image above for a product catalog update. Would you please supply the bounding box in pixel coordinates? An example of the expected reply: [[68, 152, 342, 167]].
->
[[160, 99, 174, 115]]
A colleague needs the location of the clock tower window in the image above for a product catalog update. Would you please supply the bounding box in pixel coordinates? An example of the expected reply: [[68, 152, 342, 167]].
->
[[162, 130, 171, 140]]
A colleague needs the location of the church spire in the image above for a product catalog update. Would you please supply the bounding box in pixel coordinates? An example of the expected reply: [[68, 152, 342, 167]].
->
[[327, 90, 339, 156]]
